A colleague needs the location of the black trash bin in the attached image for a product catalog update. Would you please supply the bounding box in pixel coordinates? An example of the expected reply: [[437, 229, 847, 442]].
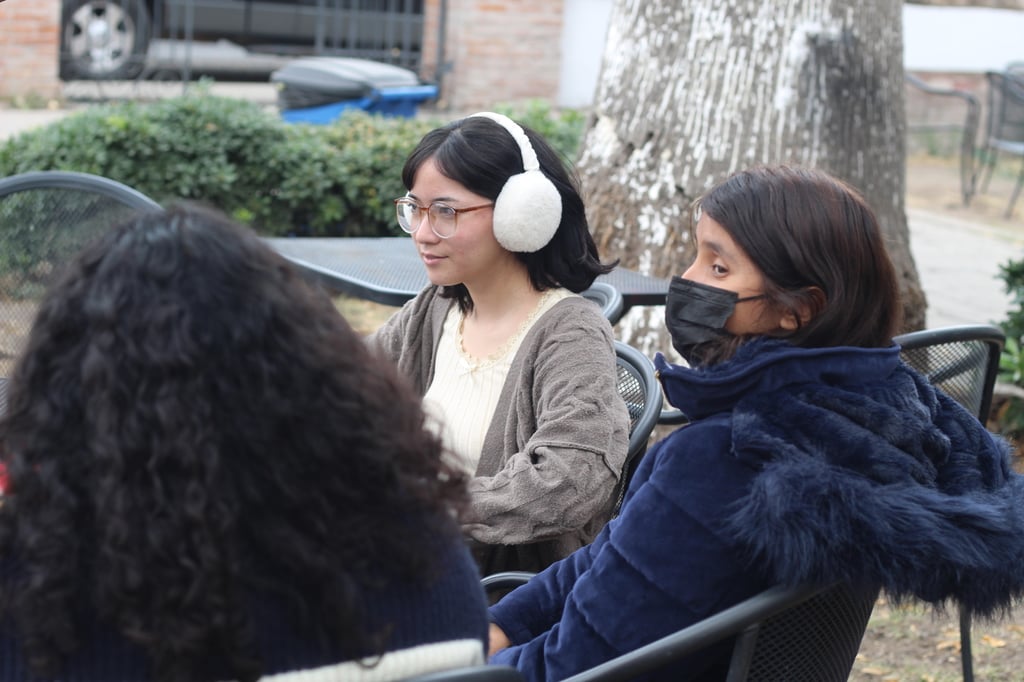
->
[[271, 57, 438, 123]]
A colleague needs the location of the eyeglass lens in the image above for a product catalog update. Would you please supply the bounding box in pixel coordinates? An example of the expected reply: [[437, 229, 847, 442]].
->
[[396, 201, 458, 238]]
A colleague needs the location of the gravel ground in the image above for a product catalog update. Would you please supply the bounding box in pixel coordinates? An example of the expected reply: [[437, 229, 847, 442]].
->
[[852, 594, 1024, 682]]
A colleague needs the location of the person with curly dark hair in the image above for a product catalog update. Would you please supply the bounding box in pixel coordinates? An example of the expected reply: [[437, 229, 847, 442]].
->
[[0, 204, 489, 682]]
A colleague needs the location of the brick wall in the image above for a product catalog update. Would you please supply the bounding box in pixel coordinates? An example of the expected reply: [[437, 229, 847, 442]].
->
[[0, 0, 61, 99], [3, 1, 562, 111], [421, 0, 443, 90], [422, 0, 564, 113]]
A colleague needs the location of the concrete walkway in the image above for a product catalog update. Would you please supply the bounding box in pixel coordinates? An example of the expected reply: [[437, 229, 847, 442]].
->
[[909, 207, 1020, 330], [1, 104, 1020, 331], [0, 109, 70, 139]]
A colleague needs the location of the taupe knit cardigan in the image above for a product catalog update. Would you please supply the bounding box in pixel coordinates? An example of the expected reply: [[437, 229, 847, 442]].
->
[[368, 286, 630, 574]]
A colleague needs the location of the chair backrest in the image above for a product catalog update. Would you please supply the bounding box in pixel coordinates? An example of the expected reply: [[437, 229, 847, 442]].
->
[[610, 341, 662, 514], [0, 170, 161, 376], [904, 73, 980, 205], [893, 324, 1004, 422], [984, 71, 1024, 148], [730, 583, 878, 682], [559, 582, 878, 682], [580, 282, 625, 325], [892, 324, 1004, 682]]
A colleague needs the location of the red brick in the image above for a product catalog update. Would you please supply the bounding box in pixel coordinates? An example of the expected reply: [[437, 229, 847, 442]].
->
[[1, 0, 61, 98]]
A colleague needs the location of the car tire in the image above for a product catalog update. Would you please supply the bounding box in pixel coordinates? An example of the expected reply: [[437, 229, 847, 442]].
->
[[60, 0, 151, 80]]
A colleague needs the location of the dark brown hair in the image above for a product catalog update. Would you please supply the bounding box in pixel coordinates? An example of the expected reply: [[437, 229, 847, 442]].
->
[[694, 165, 902, 361], [402, 115, 615, 311]]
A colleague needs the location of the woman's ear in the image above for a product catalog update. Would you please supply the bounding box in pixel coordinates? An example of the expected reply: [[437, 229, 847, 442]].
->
[[780, 286, 826, 330]]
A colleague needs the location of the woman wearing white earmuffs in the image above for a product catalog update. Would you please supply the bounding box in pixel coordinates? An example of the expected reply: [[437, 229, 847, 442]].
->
[[368, 113, 630, 575]]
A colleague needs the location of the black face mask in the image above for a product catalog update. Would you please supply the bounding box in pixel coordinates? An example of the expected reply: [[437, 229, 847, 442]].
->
[[664, 276, 764, 365]]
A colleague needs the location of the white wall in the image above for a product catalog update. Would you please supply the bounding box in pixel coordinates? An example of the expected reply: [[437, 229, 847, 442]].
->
[[903, 4, 1024, 72], [555, 3, 1024, 110], [558, 0, 613, 108]]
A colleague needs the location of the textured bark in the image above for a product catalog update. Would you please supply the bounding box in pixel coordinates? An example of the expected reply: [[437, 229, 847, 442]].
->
[[577, 0, 926, 353]]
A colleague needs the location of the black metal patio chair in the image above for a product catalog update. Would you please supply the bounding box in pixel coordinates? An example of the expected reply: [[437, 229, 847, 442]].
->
[[403, 665, 524, 682], [904, 73, 981, 206], [581, 281, 625, 325], [894, 323, 1005, 682], [610, 340, 662, 515], [0, 170, 161, 375], [977, 70, 1024, 218], [481, 571, 876, 682]]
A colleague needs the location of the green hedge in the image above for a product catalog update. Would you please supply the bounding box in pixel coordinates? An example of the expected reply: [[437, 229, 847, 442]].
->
[[0, 93, 585, 237]]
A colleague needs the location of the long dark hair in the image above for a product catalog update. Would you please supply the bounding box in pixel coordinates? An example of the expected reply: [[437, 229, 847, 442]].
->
[[0, 204, 468, 681], [402, 115, 615, 311], [692, 165, 902, 363]]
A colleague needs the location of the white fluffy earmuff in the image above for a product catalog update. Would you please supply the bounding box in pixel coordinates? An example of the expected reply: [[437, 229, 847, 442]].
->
[[469, 112, 562, 253]]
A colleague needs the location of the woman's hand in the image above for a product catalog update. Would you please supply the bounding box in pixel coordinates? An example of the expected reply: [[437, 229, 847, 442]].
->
[[488, 622, 512, 657]]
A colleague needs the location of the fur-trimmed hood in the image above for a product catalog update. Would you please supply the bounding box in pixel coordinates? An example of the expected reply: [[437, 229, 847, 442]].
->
[[656, 338, 1024, 616]]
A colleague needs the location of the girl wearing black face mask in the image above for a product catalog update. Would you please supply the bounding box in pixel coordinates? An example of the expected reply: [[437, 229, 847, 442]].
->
[[487, 165, 1024, 682]]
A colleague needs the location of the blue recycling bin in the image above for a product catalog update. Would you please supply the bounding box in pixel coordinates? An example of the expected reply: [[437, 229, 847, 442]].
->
[[272, 57, 438, 123]]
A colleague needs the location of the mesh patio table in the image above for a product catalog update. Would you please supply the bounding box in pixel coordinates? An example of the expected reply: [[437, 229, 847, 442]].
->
[[266, 237, 670, 311]]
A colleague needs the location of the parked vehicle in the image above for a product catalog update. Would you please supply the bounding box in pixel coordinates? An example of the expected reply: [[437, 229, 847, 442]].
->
[[59, 0, 424, 81]]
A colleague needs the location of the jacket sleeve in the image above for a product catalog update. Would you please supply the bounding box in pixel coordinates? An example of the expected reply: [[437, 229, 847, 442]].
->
[[488, 428, 769, 682], [485, 439, 668, 644], [488, 536, 600, 645], [462, 308, 631, 544]]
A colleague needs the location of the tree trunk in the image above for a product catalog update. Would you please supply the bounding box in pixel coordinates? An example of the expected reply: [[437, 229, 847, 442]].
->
[[577, 0, 926, 353]]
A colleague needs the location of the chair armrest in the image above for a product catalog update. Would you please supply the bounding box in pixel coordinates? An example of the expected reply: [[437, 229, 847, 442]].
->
[[658, 408, 688, 425], [481, 571, 536, 592], [402, 664, 525, 681], [560, 584, 827, 682]]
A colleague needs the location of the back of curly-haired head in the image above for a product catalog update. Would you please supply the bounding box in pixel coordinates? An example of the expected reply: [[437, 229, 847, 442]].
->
[[0, 203, 468, 681]]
